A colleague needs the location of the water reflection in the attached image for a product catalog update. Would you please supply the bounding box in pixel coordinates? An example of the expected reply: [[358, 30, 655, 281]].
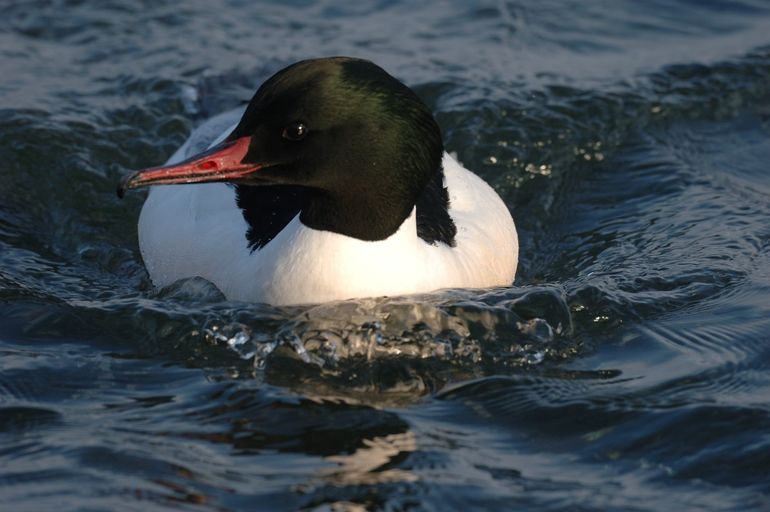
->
[[322, 431, 418, 486]]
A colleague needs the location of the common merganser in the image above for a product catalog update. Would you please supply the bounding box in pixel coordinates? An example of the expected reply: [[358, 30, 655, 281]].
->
[[118, 57, 518, 305]]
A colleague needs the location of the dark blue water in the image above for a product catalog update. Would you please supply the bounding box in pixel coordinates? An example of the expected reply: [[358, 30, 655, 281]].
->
[[2, 1, 770, 510]]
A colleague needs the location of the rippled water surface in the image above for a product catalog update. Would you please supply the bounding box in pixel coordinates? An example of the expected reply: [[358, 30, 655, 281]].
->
[[2, 1, 770, 510]]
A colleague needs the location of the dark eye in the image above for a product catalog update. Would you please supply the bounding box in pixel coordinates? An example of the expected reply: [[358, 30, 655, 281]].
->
[[282, 122, 308, 141]]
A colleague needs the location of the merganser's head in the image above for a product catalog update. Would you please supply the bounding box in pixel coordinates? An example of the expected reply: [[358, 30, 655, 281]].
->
[[118, 57, 445, 241]]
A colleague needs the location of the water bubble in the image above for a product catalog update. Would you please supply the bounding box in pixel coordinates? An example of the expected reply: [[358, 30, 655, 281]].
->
[[517, 318, 555, 344], [204, 322, 279, 366]]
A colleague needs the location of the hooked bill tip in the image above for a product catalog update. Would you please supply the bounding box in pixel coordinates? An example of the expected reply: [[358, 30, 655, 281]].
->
[[116, 172, 135, 199]]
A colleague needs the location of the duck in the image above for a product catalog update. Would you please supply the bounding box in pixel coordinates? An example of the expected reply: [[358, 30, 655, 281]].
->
[[118, 57, 518, 306]]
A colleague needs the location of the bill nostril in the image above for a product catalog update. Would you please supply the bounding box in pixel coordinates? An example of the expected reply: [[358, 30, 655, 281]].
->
[[198, 161, 218, 170]]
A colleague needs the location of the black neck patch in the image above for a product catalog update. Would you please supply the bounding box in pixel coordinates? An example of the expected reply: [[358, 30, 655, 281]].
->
[[416, 167, 457, 247], [235, 169, 456, 251], [235, 184, 307, 251]]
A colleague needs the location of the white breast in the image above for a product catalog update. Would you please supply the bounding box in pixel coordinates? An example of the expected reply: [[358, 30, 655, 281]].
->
[[137, 111, 518, 305]]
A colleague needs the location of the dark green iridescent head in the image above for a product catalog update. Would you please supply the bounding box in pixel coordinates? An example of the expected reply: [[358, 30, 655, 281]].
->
[[228, 57, 445, 240]]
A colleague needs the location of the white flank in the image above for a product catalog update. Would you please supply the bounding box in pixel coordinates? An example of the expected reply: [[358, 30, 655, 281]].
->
[[138, 109, 518, 305]]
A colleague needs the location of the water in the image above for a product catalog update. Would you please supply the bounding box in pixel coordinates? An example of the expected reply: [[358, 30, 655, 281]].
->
[[2, 1, 770, 510]]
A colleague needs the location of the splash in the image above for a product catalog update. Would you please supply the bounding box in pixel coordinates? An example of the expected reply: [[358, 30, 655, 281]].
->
[[200, 286, 573, 376]]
